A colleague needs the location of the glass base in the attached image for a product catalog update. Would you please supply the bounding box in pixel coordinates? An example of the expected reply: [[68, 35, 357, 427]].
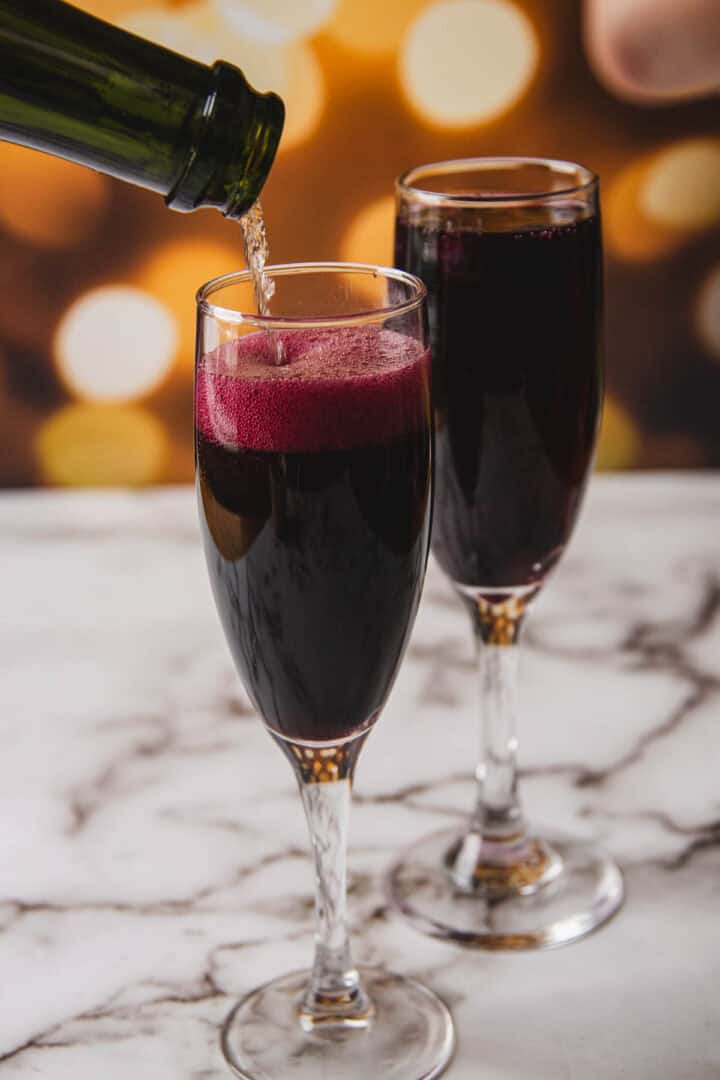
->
[[385, 826, 624, 950], [221, 966, 455, 1079]]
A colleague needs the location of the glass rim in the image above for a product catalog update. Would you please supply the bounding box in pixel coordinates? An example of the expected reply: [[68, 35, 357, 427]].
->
[[396, 156, 598, 209], [196, 261, 427, 329]]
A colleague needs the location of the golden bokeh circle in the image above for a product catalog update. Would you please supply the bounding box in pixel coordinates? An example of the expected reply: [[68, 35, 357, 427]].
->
[[54, 286, 178, 402], [400, 0, 538, 129], [604, 157, 680, 262], [36, 403, 169, 486], [640, 138, 720, 231], [606, 140, 720, 262]]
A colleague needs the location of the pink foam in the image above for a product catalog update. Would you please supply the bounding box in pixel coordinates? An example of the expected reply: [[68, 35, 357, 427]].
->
[[196, 326, 429, 453]]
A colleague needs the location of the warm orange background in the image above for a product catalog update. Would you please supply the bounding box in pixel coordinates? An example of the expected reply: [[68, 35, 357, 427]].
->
[[1, 0, 719, 487]]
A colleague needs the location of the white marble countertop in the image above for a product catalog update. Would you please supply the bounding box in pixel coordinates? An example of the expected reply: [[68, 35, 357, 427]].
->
[[0, 475, 718, 1079]]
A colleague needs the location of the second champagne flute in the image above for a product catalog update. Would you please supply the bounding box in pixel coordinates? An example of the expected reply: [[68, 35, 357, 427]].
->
[[389, 158, 624, 949]]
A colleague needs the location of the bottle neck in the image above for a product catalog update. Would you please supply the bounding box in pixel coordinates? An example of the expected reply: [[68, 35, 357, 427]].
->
[[0, 0, 283, 218], [166, 60, 284, 220]]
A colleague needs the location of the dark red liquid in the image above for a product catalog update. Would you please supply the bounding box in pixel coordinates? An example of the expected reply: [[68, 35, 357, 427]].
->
[[395, 214, 602, 588], [196, 327, 431, 745]]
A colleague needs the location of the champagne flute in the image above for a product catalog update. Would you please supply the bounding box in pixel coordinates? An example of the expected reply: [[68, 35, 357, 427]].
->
[[195, 263, 454, 1077], [389, 158, 624, 949]]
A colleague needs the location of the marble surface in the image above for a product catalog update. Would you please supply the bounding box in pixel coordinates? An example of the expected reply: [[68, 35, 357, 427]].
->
[[0, 475, 718, 1079]]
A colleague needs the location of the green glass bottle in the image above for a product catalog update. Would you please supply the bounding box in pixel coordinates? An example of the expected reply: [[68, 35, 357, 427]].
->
[[0, 0, 284, 218]]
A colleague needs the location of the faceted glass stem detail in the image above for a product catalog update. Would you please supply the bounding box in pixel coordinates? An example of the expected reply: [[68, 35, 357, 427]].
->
[[449, 588, 561, 896], [278, 739, 374, 1030]]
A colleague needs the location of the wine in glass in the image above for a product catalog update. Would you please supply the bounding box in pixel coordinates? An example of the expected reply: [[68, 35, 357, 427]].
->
[[195, 263, 454, 1078], [389, 158, 624, 949]]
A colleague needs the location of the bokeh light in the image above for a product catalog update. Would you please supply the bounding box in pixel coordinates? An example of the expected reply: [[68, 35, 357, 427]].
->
[[326, 0, 424, 56], [696, 264, 720, 361], [136, 238, 241, 368], [213, 0, 337, 46], [606, 140, 720, 262], [640, 138, 720, 231], [0, 143, 108, 249], [340, 196, 395, 266], [36, 403, 168, 486], [596, 397, 641, 470], [54, 286, 177, 402], [604, 157, 679, 262], [400, 0, 538, 128], [1, 0, 718, 486]]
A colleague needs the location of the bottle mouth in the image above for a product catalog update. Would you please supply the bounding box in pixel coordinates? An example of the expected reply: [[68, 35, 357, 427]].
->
[[166, 62, 285, 218], [225, 86, 285, 220]]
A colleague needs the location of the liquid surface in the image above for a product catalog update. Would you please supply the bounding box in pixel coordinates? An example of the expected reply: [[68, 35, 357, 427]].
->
[[196, 326, 427, 453], [196, 327, 431, 744], [395, 215, 602, 588]]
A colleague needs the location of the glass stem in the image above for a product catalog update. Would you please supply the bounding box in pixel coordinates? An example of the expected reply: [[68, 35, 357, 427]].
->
[[472, 638, 524, 840], [281, 739, 373, 1032], [450, 588, 546, 893]]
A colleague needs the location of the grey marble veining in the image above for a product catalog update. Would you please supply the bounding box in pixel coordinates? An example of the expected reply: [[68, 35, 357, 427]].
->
[[0, 475, 718, 1078]]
